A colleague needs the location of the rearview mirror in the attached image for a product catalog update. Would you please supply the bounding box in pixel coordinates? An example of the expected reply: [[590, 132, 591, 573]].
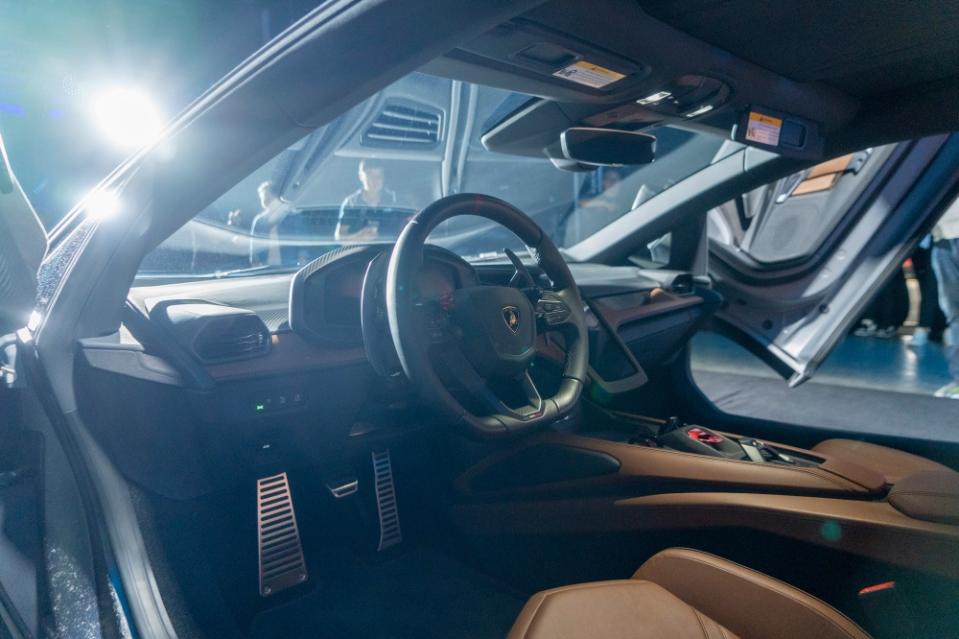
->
[[555, 127, 656, 167]]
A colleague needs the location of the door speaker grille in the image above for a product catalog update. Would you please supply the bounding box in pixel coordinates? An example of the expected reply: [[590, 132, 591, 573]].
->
[[372, 449, 402, 551], [257, 472, 307, 596]]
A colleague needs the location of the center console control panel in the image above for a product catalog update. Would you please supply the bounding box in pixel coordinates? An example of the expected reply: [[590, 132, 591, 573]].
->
[[614, 414, 824, 467], [660, 423, 820, 466]]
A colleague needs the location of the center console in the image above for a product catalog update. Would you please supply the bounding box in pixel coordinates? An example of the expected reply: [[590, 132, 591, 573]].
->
[[454, 412, 959, 582], [593, 412, 825, 468]]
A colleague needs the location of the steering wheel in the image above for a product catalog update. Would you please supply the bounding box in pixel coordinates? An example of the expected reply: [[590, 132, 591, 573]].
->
[[383, 193, 588, 439]]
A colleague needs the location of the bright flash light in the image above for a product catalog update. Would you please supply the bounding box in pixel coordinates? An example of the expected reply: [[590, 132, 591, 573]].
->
[[91, 88, 163, 149], [84, 189, 120, 220], [27, 310, 43, 332]]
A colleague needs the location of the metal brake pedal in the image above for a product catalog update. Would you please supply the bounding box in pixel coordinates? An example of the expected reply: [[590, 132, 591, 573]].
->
[[371, 449, 402, 551], [257, 472, 308, 596]]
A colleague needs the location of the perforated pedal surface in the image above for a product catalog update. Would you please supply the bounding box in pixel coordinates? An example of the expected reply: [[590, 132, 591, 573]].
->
[[372, 449, 402, 551], [257, 472, 308, 596]]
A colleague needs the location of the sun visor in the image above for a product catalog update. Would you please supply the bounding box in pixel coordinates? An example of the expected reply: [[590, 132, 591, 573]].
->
[[732, 106, 824, 161], [458, 20, 648, 97]]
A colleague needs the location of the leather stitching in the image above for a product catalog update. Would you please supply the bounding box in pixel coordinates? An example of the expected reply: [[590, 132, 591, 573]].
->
[[893, 490, 959, 498], [691, 608, 711, 639]]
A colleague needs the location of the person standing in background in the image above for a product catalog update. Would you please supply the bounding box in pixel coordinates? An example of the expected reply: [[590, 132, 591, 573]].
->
[[336, 159, 398, 241], [910, 238, 947, 347], [931, 198, 959, 398], [249, 181, 290, 266]]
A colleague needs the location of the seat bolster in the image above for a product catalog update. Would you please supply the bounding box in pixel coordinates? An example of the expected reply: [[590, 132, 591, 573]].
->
[[812, 439, 950, 483], [634, 548, 870, 639], [508, 579, 736, 639]]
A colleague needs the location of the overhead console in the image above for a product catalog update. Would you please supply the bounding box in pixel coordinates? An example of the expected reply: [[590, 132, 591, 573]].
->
[[582, 74, 731, 127], [428, 0, 859, 164]]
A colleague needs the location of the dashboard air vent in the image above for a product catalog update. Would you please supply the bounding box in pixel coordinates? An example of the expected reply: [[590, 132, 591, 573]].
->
[[362, 101, 442, 148], [670, 273, 694, 295], [193, 314, 270, 363]]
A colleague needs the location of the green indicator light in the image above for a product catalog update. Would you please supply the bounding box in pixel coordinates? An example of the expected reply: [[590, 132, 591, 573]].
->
[[255, 404, 266, 412]]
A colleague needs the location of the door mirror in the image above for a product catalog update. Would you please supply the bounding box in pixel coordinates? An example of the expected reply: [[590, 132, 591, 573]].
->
[[557, 127, 656, 167]]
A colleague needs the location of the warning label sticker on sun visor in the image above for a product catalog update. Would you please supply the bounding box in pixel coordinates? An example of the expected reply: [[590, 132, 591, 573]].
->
[[552, 60, 626, 89], [745, 111, 783, 146]]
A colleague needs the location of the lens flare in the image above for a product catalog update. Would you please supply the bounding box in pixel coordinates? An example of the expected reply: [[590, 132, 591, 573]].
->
[[91, 88, 163, 149], [84, 189, 120, 220]]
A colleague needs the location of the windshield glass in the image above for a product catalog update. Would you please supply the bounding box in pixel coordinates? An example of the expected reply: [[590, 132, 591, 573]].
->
[[139, 72, 727, 279]]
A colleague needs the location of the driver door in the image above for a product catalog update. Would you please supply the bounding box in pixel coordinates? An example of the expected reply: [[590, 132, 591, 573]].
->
[[0, 130, 50, 638], [707, 134, 959, 385]]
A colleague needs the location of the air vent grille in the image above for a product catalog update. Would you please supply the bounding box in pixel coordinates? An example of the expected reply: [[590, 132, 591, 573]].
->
[[670, 273, 694, 295], [362, 101, 442, 148], [193, 315, 270, 363]]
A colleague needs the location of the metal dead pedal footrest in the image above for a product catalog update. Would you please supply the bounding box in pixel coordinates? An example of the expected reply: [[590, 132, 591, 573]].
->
[[257, 472, 308, 597], [372, 449, 402, 551]]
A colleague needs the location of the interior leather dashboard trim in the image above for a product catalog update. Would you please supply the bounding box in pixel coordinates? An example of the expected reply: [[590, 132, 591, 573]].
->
[[591, 289, 702, 331], [456, 433, 884, 499], [451, 491, 959, 578]]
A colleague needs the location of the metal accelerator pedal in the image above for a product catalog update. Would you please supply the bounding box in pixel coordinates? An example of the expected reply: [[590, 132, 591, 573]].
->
[[256, 472, 308, 597], [371, 449, 403, 551]]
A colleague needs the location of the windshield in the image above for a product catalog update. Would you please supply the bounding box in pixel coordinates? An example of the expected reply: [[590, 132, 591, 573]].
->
[[139, 72, 727, 280]]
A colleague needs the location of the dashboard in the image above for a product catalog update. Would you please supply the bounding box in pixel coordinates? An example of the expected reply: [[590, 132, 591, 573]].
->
[[120, 248, 712, 391], [82, 246, 715, 499]]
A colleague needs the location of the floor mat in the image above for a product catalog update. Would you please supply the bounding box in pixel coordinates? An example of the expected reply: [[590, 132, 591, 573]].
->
[[249, 547, 525, 639]]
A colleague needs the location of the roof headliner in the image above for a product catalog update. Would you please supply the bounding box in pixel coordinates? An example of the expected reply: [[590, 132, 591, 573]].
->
[[434, 0, 959, 158], [639, 0, 959, 99]]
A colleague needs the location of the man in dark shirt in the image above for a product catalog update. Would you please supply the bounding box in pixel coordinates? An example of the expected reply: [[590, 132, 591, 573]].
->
[[249, 180, 291, 265], [335, 159, 398, 241]]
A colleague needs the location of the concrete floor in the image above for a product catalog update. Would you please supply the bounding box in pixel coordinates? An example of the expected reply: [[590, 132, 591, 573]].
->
[[689, 332, 959, 442], [691, 332, 952, 395]]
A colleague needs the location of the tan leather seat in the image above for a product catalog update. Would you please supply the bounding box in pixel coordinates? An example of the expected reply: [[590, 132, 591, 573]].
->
[[813, 438, 950, 484], [508, 548, 871, 639]]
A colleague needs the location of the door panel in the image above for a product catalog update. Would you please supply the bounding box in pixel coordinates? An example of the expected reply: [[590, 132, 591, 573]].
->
[[707, 135, 959, 383], [0, 133, 46, 336]]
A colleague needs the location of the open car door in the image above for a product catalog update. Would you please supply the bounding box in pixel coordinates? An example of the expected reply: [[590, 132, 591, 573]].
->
[[0, 130, 48, 638], [0, 133, 45, 337], [706, 134, 959, 385]]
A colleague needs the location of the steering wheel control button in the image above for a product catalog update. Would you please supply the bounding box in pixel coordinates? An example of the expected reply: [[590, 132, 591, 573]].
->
[[537, 297, 571, 325]]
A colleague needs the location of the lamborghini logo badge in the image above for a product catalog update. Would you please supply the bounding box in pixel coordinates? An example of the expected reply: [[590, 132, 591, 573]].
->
[[502, 306, 520, 333]]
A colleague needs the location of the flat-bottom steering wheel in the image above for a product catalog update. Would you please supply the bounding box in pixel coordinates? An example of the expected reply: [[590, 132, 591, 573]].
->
[[386, 193, 588, 439]]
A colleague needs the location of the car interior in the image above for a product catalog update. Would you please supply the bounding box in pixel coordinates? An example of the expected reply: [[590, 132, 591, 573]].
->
[[3, 1, 959, 638]]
